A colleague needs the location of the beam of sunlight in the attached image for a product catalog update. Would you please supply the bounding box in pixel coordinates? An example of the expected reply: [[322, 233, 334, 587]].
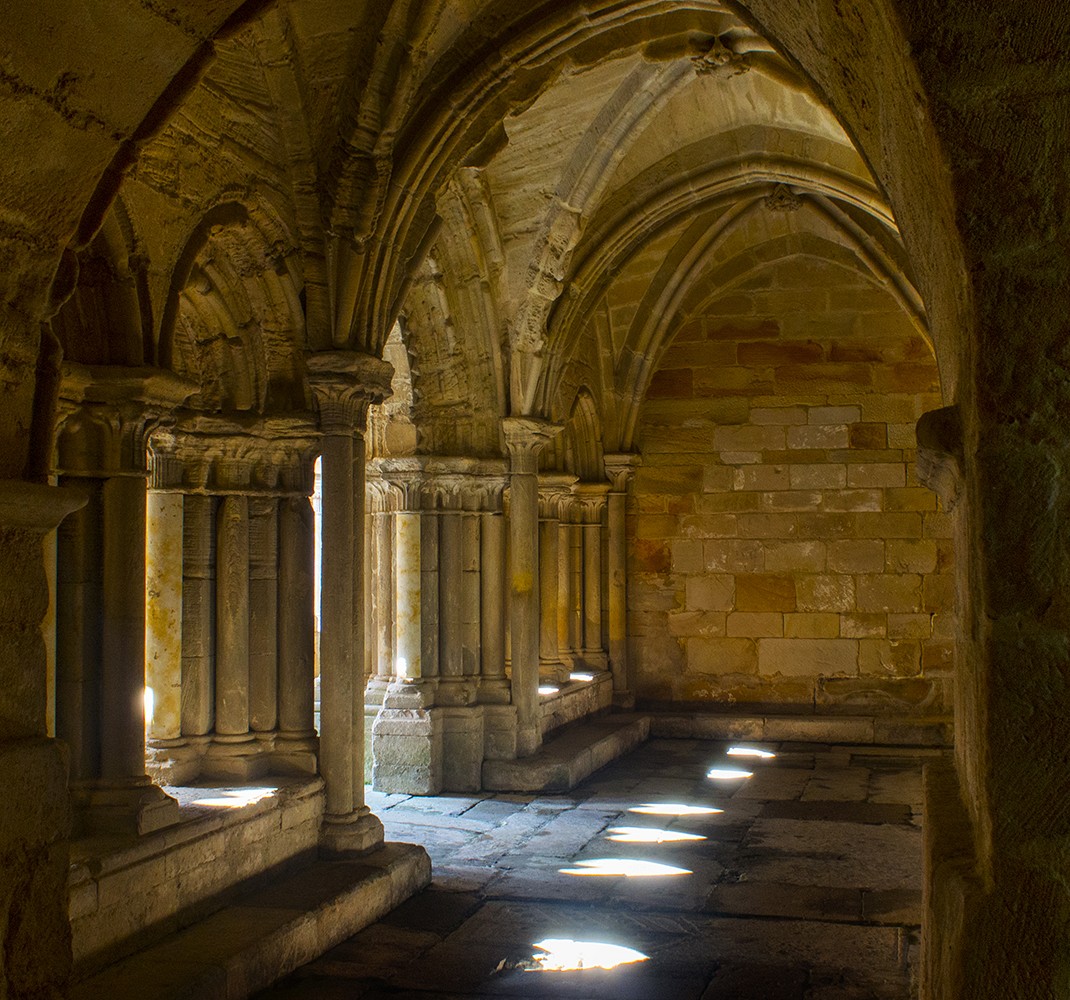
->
[[606, 826, 706, 843], [190, 787, 278, 809], [726, 746, 776, 759], [707, 767, 753, 781], [569, 672, 595, 682], [629, 803, 723, 817], [560, 858, 692, 877], [522, 939, 650, 972], [538, 685, 560, 696], [143, 686, 155, 727]]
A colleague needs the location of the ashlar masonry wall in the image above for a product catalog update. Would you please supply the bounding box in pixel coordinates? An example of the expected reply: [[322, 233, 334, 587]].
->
[[630, 258, 953, 717]]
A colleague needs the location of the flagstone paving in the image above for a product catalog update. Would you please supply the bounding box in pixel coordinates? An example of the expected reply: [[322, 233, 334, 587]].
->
[[256, 737, 937, 999]]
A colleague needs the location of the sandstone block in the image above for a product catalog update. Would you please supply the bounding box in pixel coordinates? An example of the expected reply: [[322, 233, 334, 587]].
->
[[885, 487, 936, 511], [699, 490, 760, 512], [790, 464, 846, 489], [635, 465, 703, 494], [923, 511, 954, 538], [678, 513, 737, 538], [764, 540, 826, 572], [888, 613, 933, 639], [704, 539, 765, 573], [760, 489, 822, 511], [737, 340, 823, 365], [857, 639, 921, 677], [750, 406, 807, 425], [727, 612, 783, 637], [852, 512, 923, 538], [646, 368, 693, 398], [856, 574, 922, 613], [667, 610, 727, 637], [887, 422, 918, 448], [922, 641, 954, 672], [823, 489, 883, 512], [840, 613, 887, 638], [737, 513, 798, 538], [847, 463, 906, 488], [860, 397, 918, 423], [787, 424, 849, 449], [712, 424, 786, 452], [670, 539, 704, 573], [784, 613, 840, 638], [736, 574, 797, 611], [757, 637, 858, 677], [702, 464, 735, 492], [923, 573, 955, 613], [828, 539, 884, 573], [688, 637, 758, 674], [886, 539, 937, 574], [809, 405, 861, 425], [684, 574, 734, 611], [734, 464, 789, 491], [849, 422, 887, 449], [635, 514, 676, 539], [796, 574, 855, 612]]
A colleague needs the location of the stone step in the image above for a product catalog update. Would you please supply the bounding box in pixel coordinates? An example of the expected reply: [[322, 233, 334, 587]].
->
[[72, 842, 431, 1000], [482, 712, 650, 792]]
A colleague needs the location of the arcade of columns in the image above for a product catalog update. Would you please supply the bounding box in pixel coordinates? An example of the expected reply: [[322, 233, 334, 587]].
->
[[49, 355, 636, 840]]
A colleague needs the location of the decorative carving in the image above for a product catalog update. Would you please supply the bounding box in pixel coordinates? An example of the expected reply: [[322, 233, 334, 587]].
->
[[765, 184, 803, 212], [306, 350, 394, 435], [916, 406, 963, 512], [501, 417, 562, 475], [690, 36, 750, 77], [603, 453, 641, 493]]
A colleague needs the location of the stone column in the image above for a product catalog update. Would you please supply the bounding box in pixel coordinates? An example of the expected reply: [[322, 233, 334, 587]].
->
[[308, 350, 391, 853], [479, 498, 509, 703], [575, 483, 609, 669], [275, 492, 318, 774], [179, 494, 215, 757], [54, 364, 194, 835], [373, 461, 442, 793], [538, 474, 578, 685], [604, 454, 640, 705], [144, 489, 195, 783], [502, 418, 561, 757], [248, 496, 278, 745], [568, 502, 585, 660]]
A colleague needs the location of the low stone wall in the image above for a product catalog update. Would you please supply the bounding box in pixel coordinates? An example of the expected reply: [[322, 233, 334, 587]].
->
[[69, 777, 324, 978]]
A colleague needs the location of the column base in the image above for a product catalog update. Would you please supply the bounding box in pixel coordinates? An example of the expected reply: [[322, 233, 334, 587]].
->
[[516, 722, 542, 758], [477, 677, 512, 705], [539, 659, 572, 685], [72, 779, 181, 837], [372, 681, 443, 793], [146, 738, 204, 786], [612, 690, 637, 710], [580, 650, 609, 671], [482, 704, 518, 761], [202, 736, 270, 780], [435, 676, 479, 706], [272, 733, 320, 776], [320, 807, 384, 856]]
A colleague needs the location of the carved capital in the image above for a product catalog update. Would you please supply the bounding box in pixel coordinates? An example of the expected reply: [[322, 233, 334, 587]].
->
[[538, 473, 578, 519], [501, 417, 562, 475], [690, 35, 750, 77], [149, 412, 319, 495], [765, 184, 803, 212], [603, 452, 642, 493], [306, 350, 393, 435], [55, 363, 197, 476], [572, 482, 610, 522]]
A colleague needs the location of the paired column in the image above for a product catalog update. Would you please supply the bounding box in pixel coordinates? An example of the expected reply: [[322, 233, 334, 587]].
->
[[538, 474, 578, 685], [604, 454, 639, 704], [502, 418, 561, 757], [54, 364, 194, 835], [574, 483, 609, 670], [308, 350, 392, 853]]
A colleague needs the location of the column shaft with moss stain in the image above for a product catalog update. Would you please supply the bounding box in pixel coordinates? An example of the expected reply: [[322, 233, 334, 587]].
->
[[604, 455, 640, 703]]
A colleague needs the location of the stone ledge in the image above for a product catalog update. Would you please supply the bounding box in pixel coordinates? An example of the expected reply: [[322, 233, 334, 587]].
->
[[71, 842, 431, 1000], [482, 713, 650, 792], [647, 711, 952, 746]]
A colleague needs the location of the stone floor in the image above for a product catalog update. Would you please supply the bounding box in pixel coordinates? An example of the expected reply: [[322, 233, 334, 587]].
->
[[256, 738, 937, 999]]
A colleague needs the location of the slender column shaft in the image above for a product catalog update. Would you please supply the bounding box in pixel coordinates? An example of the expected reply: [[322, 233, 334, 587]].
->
[[277, 495, 315, 736], [604, 454, 638, 699], [351, 430, 369, 809], [421, 512, 440, 679], [395, 510, 422, 679], [100, 475, 150, 780], [439, 509, 463, 679], [375, 510, 395, 679], [319, 428, 355, 816], [569, 521, 583, 653], [248, 497, 278, 734], [181, 495, 215, 736], [480, 511, 506, 683], [462, 512, 480, 677], [56, 484, 102, 781], [145, 490, 183, 742], [539, 516, 560, 667], [215, 494, 251, 738], [557, 515, 571, 660], [583, 518, 602, 654]]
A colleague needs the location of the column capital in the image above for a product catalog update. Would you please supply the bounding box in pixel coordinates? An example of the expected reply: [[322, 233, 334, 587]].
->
[[603, 452, 642, 492], [572, 481, 610, 521], [55, 363, 198, 476], [501, 417, 562, 475], [538, 473, 578, 518], [306, 350, 393, 434], [376, 455, 510, 511], [149, 412, 320, 494]]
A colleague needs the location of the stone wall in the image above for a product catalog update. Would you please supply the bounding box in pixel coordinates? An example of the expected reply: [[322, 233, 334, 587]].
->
[[630, 258, 953, 716]]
